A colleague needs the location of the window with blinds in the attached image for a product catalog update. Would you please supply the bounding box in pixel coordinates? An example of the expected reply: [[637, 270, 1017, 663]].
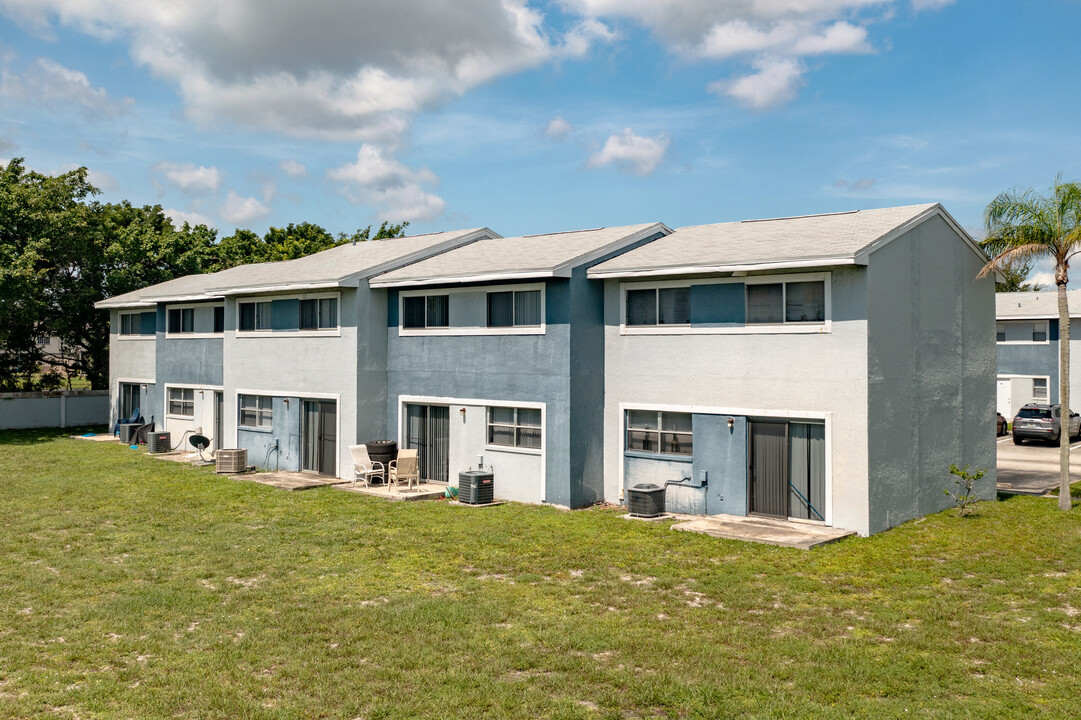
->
[[487, 290, 541, 327]]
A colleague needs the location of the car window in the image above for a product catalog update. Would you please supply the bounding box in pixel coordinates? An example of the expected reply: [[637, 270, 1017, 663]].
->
[[1018, 408, 1053, 419]]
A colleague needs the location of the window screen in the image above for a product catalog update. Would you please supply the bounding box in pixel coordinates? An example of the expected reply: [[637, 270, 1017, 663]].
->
[[658, 287, 690, 324], [1033, 322, 1047, 342], [239, 303, 256, 331], [626, 289, 657, 326], [300, 299, 319, 330], [426, 295, 449, 327], [747, 284, 784, 324], [255, 302, 271, 330], [487, 292, 514, 327], [120, 313, 135, 335], [514, 290, 541, 326], [319, 298, 337, 328], [487, 407, 542, 449], [626, 410, 692, 456], [402, 296, 426, 328], [785, 281, 825, 322]]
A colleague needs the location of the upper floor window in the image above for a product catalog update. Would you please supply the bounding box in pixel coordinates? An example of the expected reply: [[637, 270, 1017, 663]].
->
[[487, 406, 542, 449], [300, 298, 338, 330], [167, 308, 194, 334], [238, 301, 272, 332], [488, 290, 541, 328], [119, 311, 154, 336], [626, 410, 693, 456], [747, 280, 825, 324], [214, 306, 225, 333], [626, 288, 690, 326], [997, 320, 1049, 343], [403, 295, 449, 329]]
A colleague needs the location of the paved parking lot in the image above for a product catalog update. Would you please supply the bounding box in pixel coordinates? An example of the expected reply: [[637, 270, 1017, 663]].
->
[[996, 434, 1081, 494]]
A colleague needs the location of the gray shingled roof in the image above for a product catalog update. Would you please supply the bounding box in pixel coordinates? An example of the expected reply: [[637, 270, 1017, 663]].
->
[[588, 204, 963, 278], [997, 290, 1081, 320], [369, 223, 670, 288], [95, 228, 494, 308]]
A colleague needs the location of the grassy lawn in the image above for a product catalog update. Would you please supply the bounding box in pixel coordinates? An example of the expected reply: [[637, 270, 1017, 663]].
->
[[1, 431, 1080, 719]]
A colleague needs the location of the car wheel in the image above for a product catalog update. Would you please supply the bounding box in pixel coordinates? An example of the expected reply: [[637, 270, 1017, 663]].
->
[[1013, 435, 1023, 445], [1050, 432, 1061, 446]]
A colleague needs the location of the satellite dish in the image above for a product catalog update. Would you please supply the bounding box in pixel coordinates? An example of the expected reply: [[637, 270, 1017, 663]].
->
[[189, 434, 212, 466]]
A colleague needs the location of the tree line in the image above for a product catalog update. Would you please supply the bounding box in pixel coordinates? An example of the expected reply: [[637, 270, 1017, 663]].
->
[[0, 159, 406, 392]]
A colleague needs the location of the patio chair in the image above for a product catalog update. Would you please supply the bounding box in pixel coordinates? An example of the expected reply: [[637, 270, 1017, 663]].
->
[[349, 444, 385, 487], [388, 448, 421, 491], [113, 407, 141, 436]]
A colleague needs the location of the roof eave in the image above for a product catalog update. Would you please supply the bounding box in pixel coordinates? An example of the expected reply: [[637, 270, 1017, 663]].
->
[[587, 256, 859, 280], [210, 281, 345, 297], [550, 222, 674, 275], [371, 270, 561, 289]]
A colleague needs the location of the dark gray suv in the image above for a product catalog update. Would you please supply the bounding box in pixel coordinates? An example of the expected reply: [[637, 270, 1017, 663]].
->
[[1012, 404, 1081, 444]]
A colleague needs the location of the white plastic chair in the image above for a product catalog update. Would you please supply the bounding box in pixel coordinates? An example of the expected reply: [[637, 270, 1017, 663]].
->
[[349, 445, 385, 487]]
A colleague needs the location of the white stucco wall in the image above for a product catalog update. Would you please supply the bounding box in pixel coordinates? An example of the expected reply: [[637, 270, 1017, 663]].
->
[[220, 290, 360, 479], [442, 402, 545, 503], [108, 309, 157, 427], [602, 265, 870, 534]]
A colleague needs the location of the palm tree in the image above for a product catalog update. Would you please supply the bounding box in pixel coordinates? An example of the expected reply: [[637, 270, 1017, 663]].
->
[[979, 177, 1081, 511], [992, 256, 1041, 292]]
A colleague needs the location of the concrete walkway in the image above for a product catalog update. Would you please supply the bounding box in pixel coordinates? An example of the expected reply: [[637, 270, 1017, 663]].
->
[[670, 514, 856, 550], [232, 471, 350, 491]]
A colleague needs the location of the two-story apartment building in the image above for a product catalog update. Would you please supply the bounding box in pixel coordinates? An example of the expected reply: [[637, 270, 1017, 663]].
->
[[994, 290, 1081, 419], [589, 204, 996, 536], [370, 223, 669, 507], [97, 203, 996, 536]]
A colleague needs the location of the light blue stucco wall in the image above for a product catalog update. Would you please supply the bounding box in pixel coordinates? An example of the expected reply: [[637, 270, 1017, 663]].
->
[[995, 320, 1060, 403], [866, 214, 997, 534], [236, 396, 302, 471], [151, 302, 224, 431], [108, 309, 158, 429], [622, 414, 748, 516]]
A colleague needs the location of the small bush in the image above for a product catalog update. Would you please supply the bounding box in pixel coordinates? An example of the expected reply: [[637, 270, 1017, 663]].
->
[[945, 464, 984, 517]]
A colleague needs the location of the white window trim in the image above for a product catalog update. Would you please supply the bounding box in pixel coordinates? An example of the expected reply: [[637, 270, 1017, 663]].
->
[[619, 272, 832, 336], [486, 406, 544, 454], [624, 409, 694, 459], [617, 401, 832, 527], [235, 291, 342, 338], [118, 311, 156, 340], [996, 320, 1051, 346], [162, 382, 221, 421], [398, 283, 546, 337], [164, 302, 226, 340], [396, 394, 547, 499]]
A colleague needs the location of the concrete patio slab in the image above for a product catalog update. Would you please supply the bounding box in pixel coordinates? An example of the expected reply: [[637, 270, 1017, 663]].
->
[[334, 481, 447, 502], [70, 433, 120, 442], [670, 514, 856, 550], [233, 471, 350, 491]]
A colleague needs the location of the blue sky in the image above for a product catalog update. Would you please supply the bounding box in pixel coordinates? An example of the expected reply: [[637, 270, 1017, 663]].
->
[[1, 1, 1079, 284]]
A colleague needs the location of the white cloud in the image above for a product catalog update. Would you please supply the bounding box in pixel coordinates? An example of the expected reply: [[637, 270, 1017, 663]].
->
[[562, 18, 617, 58], [561, 0, 890, 108], [327, 144, 445, 222], [219, 190, 270, 225], [279, 159, 306, 177], [545, 116, 573, 138], [0, 0, 579, 142], [911, 0, 955, 10], [587, 128, 669, 176], [834, 177, 877, 191], [151, 161, 222, 194], [0, 57, 132, 118], [163, 208, 216, 229], [58, 162, 117, 191], [711, 57, 804, 111]]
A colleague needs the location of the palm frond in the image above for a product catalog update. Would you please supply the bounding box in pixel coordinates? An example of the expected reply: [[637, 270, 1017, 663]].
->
[[977, 243, 1050, 279]]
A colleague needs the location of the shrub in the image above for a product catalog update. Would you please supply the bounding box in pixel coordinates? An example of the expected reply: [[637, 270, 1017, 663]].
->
[[944, 464, 984, 517]]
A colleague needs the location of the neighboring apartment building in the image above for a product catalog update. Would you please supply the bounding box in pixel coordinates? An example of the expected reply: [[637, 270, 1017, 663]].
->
[[995, 289, 1081, 419], [588, 204, 996, 536], [96, 229, 496, 471], [97, 204, 996, 536]]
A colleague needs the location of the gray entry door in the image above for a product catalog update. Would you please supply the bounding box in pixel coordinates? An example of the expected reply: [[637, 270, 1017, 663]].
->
[[302, 400, 337, 475], [749, 421, 788, 518], [404, 404, 449, 482], [214, 392, 223, 450]]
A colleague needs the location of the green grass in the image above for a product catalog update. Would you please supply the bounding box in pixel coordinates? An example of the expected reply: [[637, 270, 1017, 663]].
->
[[1, 430, 1080, 719]]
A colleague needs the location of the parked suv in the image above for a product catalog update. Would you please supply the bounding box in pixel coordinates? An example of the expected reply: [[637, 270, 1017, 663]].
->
[[1012, 404, 1081, 445]]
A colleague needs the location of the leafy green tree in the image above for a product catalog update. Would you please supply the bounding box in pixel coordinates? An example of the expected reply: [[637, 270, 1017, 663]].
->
[[993, 256, 1041, 292], [980, 176, 1081, 511]]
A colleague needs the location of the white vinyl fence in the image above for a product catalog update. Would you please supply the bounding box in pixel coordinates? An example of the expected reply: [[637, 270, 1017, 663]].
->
[[0, 390, 109, 430]]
